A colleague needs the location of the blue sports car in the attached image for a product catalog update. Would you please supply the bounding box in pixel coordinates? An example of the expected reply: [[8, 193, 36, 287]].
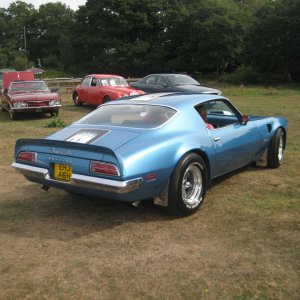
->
[[12, 93, 288, 216]]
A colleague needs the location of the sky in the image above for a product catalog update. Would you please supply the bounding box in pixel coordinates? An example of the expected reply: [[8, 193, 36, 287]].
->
[[1, 0, 87, 11]]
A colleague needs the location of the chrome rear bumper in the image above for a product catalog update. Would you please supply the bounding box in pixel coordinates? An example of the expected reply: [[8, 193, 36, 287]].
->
[[12, 162, 143, 194]]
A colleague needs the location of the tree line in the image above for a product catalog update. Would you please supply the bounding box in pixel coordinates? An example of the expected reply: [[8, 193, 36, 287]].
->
[[0, 0, 299, 82]]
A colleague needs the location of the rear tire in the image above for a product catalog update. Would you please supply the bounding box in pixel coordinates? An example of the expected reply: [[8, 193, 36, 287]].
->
[[267, 128, 285, 168], [168, 153, 207, 217]]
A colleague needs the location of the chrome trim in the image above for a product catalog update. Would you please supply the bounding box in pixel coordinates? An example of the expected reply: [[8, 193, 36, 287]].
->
[[12, 162, 48, 180], [12, 162, 143, 194], [11, 104, 61, 110]]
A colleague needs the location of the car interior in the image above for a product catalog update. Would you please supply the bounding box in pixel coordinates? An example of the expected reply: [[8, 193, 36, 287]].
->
[[196, 100, 241, 128]]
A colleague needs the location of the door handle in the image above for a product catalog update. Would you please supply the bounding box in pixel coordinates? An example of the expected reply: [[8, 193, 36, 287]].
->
[[213, 137, 221, 141]]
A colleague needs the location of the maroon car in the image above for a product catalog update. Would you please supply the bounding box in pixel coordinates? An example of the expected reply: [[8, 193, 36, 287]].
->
[[0, 72, 61, 120], [72, 74, 145, 107]]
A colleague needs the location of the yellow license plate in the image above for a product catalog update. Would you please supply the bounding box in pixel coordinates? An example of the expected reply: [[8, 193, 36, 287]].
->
[[54, 163, 72, 181]]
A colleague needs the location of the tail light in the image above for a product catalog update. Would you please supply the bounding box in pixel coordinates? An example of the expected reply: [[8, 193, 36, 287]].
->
[[90, 161, 120, 176], [17, 151, 36, 163]]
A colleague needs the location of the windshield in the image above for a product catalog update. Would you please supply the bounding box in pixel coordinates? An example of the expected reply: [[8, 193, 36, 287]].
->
[[167, 75, 200, 86], [77, 104, 177, 128], [9, 81, 49, 92], [100, 77, 129, 87]]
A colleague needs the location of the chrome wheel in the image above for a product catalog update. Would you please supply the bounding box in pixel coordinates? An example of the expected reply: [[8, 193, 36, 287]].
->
[[168, 153, 207, 216], [181, 163, 203, 209]]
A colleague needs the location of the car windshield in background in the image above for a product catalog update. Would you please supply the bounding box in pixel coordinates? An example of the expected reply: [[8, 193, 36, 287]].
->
[[77, 104, 177, 128], [167, 75, 200, 86], [9, 81, 49, 92], [100, 77, 129, 87]]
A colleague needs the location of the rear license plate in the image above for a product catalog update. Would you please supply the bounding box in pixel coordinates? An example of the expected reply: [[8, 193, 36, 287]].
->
[[54, 163, 72, 181]]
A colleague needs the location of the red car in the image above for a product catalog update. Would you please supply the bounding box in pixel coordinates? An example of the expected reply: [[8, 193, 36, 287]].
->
[[0, 72, 61, 120], [72, 74, 145, 106]]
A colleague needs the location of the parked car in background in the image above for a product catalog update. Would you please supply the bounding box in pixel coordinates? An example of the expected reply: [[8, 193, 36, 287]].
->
[[12, 93, 287, 216], [130, 73, 221, 95], [0, 71, 61, 120], [72, 74, 145, 107]]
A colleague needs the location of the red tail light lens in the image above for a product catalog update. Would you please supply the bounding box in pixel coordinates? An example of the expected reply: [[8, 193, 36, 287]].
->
[[90, 161, 120, 176], [17, 151, 36, 163]]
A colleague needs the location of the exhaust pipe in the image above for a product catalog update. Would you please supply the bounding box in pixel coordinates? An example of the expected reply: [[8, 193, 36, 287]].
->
[[41, 185, 50, 191], [131, 200, 141, 208]]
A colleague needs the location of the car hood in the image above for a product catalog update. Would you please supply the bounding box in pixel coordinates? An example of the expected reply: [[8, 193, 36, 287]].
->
[[104, 86, 144, 95], [46, 125, 141, 151], [8, 92, 59, 101], [175, 85, 221, 95]]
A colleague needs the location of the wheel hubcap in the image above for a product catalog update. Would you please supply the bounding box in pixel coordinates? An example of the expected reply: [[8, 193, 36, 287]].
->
[[181, 163, 203, 209]]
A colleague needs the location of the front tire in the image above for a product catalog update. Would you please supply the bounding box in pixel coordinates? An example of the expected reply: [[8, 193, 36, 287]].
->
[[267, 128, 285, 168], [168, 153, 207, 217], [102, 96, 111, 104], [73, 92, 82, 106], [9, 107, 17, 120]]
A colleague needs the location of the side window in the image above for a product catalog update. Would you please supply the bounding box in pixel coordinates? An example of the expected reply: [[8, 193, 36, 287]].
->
[[145, 76, 157, 85], [101, 79, 109, 86], [156, 76, 168, 87], [205, 101, 236, 117], [81, 77, 91, 86], [91, 77, 97, 87], [201, 100, 240, 128]]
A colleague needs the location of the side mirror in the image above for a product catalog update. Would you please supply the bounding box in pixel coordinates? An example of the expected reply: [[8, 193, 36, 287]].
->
[[51, 88, 59, 93], [241, 115, 249, 125]]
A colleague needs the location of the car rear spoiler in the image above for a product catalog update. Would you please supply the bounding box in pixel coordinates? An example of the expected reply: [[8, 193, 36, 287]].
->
[[14, 138, 118, 160]]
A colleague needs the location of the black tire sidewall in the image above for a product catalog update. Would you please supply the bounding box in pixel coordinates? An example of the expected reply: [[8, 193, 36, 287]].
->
[[267, 128, 284, 168], [168, 153, 207, 217], [102, 96, 111, 104]]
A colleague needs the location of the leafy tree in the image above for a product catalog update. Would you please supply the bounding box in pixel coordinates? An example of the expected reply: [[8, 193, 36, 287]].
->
[[0, 2, 36, 68], [244, 0, 300, 80], [72, 0, 168, 76], [0, 0, 299, 81], [163, 0, 244, 75], [29, 2, 75, 69], [12, 54, 28, 70]]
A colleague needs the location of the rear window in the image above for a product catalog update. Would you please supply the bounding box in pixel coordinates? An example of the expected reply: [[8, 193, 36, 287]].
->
[[77, 104, 177, 128]]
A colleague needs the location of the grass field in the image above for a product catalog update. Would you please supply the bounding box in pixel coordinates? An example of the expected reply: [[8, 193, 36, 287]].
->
[[0, 85, 299, 299]]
